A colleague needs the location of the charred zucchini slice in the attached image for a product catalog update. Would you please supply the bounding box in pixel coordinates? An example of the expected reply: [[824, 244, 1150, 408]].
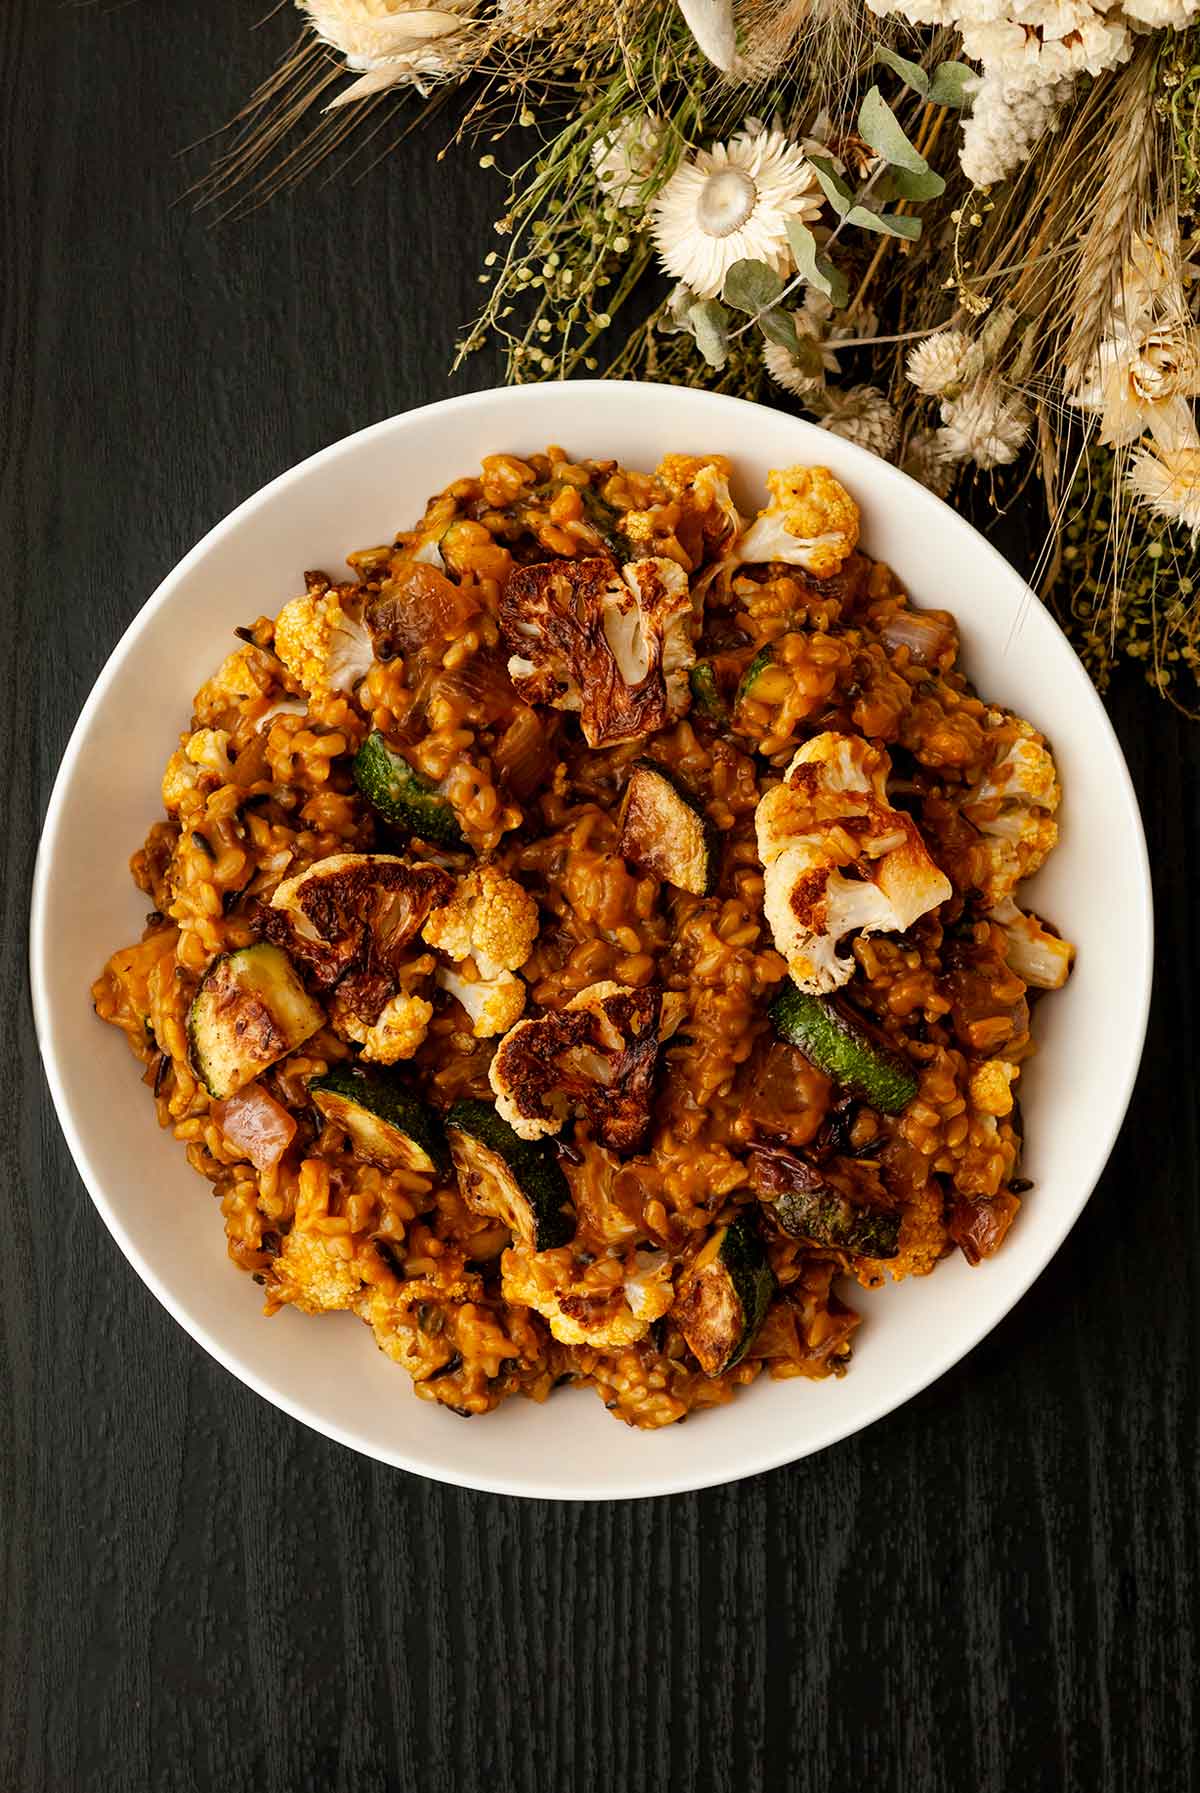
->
[[755, 1154, 901, 1258], [352, 730, 465, 850], [775, 1183, 901, 1257], [734, 646, 793, 710], [188, 944, 324, 1100], [688, 659, 727, 723], [308, 1062, 448, 1173], [770, 983, 918, 1115], [675, 1214, 775, 1377], [445, 1099, 574, 1251], [617, 761, 716, 896]]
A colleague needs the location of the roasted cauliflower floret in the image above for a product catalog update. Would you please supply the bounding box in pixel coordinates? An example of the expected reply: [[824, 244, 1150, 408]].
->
[[501, 1243, 674, 1348], [755, 732, 952, 993], [488, 980, 664, 1152], [271, 1228, 365, 1313], [421, 865, 539, 979], [262, 852, 450, 1050], [731, 465, 860, 578], [266, 852, 452, 987], [273, 588, 374, 699], [438, 965, 526, 1039], [654, 453, 743, 551], [963, 721, 1061, 904], [192, 647, 270, 725], [267, 1160, 366, 1313], [499, 555, 695, 747], [968, 1058, 1020, 1118], [336, 990, 434, 1063], [162, 728, 236, 810], [987, 897, 1074, 990]]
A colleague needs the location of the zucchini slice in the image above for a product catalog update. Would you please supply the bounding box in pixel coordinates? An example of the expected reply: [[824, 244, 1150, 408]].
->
[[734, 645, 793, 710], [688, 659, 727, 723], [755, 1155, 901, 1258], [308, 1062, 448, 1173], [445, 1099, 575, 1251], [775, 1182, 901, 1257], [770, 983, 918, 1115], [352, 731, 465, 850], [188, 944, 324, 1100], [617, 761, 716, 896], [675, 1214, 775, 1377]]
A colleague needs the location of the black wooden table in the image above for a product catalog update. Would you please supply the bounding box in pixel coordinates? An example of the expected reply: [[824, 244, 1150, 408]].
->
[[3, 4, 1196, 1789]]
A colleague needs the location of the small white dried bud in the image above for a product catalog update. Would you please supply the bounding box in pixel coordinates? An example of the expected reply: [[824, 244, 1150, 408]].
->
[[818, 386, 900, 458], [938, 379, 1030, 470], [906, 331, 976, 397], [959, 74, 1075, 187]]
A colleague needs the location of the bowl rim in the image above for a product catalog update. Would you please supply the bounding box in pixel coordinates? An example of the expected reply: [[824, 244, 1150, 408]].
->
[[30, 380, 1154, 1499]]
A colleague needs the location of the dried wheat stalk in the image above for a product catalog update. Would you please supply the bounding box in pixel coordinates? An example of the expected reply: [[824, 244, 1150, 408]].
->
[[1061, 38, 1159, 392]]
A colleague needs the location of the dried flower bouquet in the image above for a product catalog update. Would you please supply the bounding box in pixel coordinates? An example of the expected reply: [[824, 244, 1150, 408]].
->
[[205, 0, 1200, 706]]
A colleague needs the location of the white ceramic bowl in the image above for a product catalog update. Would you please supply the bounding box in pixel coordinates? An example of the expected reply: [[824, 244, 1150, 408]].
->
[[32, 382, 1152, 1500]]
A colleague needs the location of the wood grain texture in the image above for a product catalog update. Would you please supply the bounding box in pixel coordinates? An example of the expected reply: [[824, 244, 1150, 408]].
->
[[2, 4, 1197, 1789]]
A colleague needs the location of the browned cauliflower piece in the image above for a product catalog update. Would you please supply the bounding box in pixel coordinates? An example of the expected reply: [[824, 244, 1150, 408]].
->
[[488, 980, 664, 1152], [421, 865, 538, 978], [266, 853, 452, 987], [270, 1229, 365, 1314], [436, 966, 526, 1039], [161, 728, 236, 812], [501, 1243, 674, 1348], [338, 990, 434, 1063], [731, 465, 860, 578], [755, 732, 952, 992], [273, 588, 374, 700], [261, 852, 451, 1050], [968, 1058, 1020, 1117], [987, 897, 1075, 990], [963, 720, 1061, 905], [499, 555, 695, 747], [654, 453, 743, 551]]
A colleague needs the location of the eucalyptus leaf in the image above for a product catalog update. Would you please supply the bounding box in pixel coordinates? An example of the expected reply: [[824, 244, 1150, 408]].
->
[[807, 154, 855, 218], [858, 86, 929, 174], [722, 258, 786, 314], [846, 205, 922, 240], [928, 61, 977, 109], [757, 306, 802, 355], [874, 44, 930, 98], [687, 298, 730, 368], [785, 219, 849, 310], [888, 165, 947, 201]]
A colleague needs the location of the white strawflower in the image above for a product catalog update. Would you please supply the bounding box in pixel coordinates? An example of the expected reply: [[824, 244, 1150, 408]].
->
[[300, 0, 472, 101], [592, 115, 667, 209], [1121, 0, 1199, 24], [863, 0, 956, 20], [903, 428, 959, 497], [868, 0, 1162, 184], [938, 380, 1030, 469], [906, 330, 977, 397], [819, 386, 900, 457], [962, 10, 1131, 92], [1118, 215, 1200, 330], [959, 75, 1074, 186], [1126, 442, 1200, 534], [650, 126, 824, 300], [1069, 319, 1200, 449]]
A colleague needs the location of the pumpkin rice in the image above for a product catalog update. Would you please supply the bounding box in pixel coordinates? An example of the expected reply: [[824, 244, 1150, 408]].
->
[[92, 447, 1073, 1428]]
